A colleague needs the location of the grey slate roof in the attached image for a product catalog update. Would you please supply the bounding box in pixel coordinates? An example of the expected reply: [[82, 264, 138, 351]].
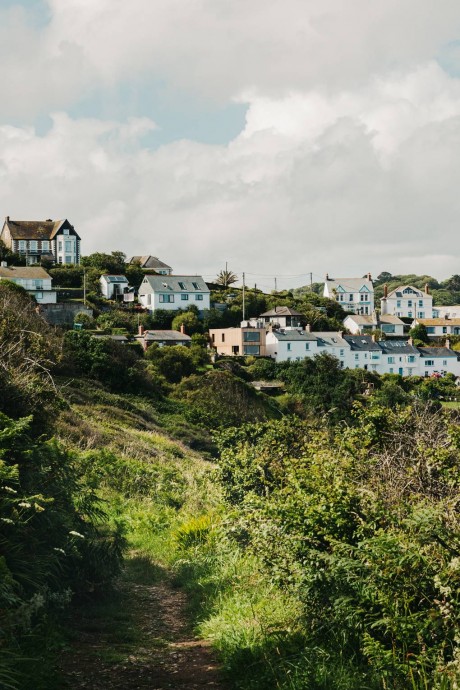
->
[[387, 285, 429, 299], [129, 256, 172, 270], [378, 341, 419, 355], [325, 277, 373, 292], [139, 275, 209, 293], [418, 347, 459, 359], [141, 330, 191, 342], [260, 306, 303, 317], [271, 329, 317, 341], [343, 335, 381, 351], [314, 332, 349, 347]]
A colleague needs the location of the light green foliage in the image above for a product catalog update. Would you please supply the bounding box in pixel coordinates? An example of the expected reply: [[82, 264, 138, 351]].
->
[[171, 310, 202, 334]]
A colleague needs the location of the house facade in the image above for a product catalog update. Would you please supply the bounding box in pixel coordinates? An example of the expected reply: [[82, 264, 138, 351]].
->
[[0, 265, 56, 303], [210, 327, 267, 356], [265, 328, 319, 361], [323, 274, 374, 314], [343, 313, 405, 336], [0, 217, 81, 265], [257, 306, 303, 330], [135, 327, 191, 351], [138, 275, 210, 312], [381, 284, 432, 319], [412, 317, 460, 337]]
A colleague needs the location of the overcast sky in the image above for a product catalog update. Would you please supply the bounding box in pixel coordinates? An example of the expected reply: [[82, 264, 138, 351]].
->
[[1, 1, 460, 289]]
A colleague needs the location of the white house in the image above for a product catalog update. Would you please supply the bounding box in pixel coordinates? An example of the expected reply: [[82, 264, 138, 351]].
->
[[265, 328, 319, 362], [376, 340, 420, 376], [0, 217, 81, 265], [342, 335, 382, 371], [412, 317, 460, 338], [381, 284, 432, 319], [138, 275, 210, 313], [343, 313, 405, 336], [432, 305, 460, 319], [100, 274, 130, 299], [323, 274, 374, 314], [0, 264, 56, 303], [418, 345, 460, 377], [314, 332, 350, 368]]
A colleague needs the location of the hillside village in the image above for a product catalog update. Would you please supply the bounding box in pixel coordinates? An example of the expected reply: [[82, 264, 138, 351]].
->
[[1, 215, 460, 383]]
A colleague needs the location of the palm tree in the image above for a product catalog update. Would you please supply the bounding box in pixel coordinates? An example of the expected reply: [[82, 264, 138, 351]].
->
[[215, 268, 238, 288]]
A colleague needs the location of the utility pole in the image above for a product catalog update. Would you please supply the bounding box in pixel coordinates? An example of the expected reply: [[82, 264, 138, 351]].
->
[[83, 268, 86, 306], [274, 277, 277, 292], [242, 272, 246, 321], [310, 272, 313, 291]]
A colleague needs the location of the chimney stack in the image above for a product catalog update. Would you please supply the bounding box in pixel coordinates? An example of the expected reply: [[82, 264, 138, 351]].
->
[[367, 272, 372, 281], [138, 325, 144, 336], [371, 334, 376, 342], [446, 338, 451, 350], [305, 323, 311, 333], [180, 323, 186, 334], [384, 284, 388, 298], [325, 273, 329, 280], [338, 331, 343, 338], [425, 283, 430, 294], [408, 336, 414, 346], [5, 216, 9, 223]]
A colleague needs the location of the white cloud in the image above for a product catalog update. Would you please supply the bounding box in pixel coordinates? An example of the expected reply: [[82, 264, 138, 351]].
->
[[1, 2, 460, 286]]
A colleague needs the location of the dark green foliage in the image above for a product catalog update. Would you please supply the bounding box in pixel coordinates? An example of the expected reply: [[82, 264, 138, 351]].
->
[[409, 323, 429, 344], [49, 265, 84, 287], [81, 251, 126, 274], [62, 331, 156, 393], [146, 344, 197, 383]]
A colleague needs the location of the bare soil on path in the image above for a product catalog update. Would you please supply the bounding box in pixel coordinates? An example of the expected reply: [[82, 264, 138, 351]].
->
[[58, 555, 225, 690]]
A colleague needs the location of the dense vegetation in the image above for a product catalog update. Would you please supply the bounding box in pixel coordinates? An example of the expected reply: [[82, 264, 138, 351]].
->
[[2, 279, 460, 689]]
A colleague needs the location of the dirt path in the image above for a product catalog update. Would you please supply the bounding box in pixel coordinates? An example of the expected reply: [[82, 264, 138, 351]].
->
[[58, 555, 225, 690]]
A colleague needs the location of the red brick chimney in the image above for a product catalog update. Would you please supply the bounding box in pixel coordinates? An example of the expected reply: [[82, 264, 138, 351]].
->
[[367, 272, 372, 281], [384, 284, 388, 298], [425, 283, 430, 294]]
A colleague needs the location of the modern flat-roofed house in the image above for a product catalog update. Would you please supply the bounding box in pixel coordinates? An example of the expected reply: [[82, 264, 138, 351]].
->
[[210, 327, 267, 357], [138, 275, 210, 312], [129, 256, 172, 274], [0, 217, 81, 265], [0, 265, 56, 303], [323, 274, 374, 314], [381, 284, 433, 319]]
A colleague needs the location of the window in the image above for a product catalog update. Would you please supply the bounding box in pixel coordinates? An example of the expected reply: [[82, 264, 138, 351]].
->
[[159, 294, 174, 303], [443, 360, 447, 366], [442, 327, 447, 334], [211, 334, 215, 343], [425, 360, 434, 366], [397, 300, 401, 308], [34, 280, 43, 289], [243, 331, 260, 342], [419, 300, 423, 307], [339, 349, 344, 357], [35, 292, 43, 299], [305, 343, 310, 350], [58, 241, 63, 252], [29, 240, 37, 250], [19, 240, 26, 250], [178, 282, 186, 290], [417, 312, 424, 318], [349, 294, 354, 301], [287, 343, 292, 351], [42, 240, 49, 250], [63, 229, 69, 235], [354, 353, 359, 360], [408, 312, 412, 318], [147, 294, 151, 305], [65, 240, 72, 252], [58, 257, 63, 264], [389, 368, 394, 374], [408, 356, 416, 363], [360, 294, 368, 301], [388, 356, 395, 364], [195, 294, 203, 301], [65, 256, 72, 264], [243, 345, 260, 355], [192, 282, 199, 289], [408, 300, 413, 307], [181, 294, 189, 301], [221, 334, 225, 342]]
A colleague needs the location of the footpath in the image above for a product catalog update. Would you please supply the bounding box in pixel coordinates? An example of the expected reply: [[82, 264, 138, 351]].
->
[[58, 554, 225, 690]]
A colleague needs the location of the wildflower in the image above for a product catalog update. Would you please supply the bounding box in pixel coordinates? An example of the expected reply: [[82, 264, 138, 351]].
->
[[18, 502, 31, 508], [68, 530, 85, 539], [3, 486, 17, 494]]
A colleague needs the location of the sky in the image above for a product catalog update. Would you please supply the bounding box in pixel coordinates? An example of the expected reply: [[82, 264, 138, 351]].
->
[[2, 1, 460, 290]]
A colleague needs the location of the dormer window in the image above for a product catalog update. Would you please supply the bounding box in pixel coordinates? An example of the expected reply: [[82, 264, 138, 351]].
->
[[192, 282, 199, 289], [63, 229, 69, 235], [178, 282, 186, 290]]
